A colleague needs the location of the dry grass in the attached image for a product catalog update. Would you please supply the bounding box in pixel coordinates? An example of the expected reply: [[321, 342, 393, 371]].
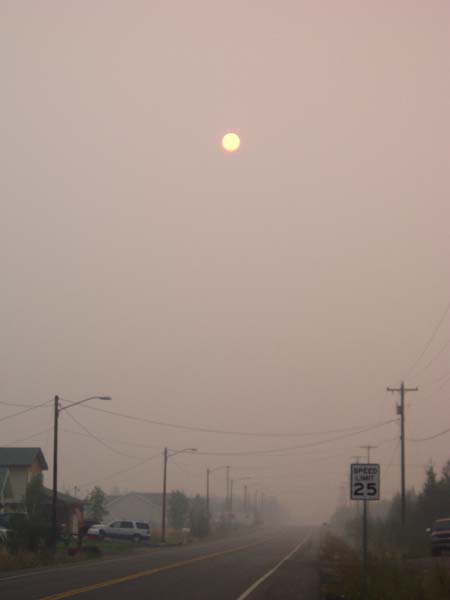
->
[[0, 547, 51, 572], [320, 532, 450, 600]]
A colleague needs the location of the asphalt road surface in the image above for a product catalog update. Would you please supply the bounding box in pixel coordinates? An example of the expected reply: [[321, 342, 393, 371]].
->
[[0, 527, 319, 600]]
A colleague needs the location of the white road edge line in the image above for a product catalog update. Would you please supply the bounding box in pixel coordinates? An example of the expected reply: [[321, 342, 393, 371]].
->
[[235, 537, 309, 600]]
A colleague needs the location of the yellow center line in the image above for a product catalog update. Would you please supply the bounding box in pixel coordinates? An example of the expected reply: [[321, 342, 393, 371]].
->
[[39, 536, 277, 600]]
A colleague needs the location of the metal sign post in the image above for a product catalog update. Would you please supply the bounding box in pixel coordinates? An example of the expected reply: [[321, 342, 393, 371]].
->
[[350, 463, 380, 599]]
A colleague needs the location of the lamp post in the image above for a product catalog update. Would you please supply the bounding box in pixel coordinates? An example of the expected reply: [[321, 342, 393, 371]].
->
[[52, 395, 111, 546], [206, 465, 229, 527], [230, 477, 252, 515], [161, 447, 197, 543]]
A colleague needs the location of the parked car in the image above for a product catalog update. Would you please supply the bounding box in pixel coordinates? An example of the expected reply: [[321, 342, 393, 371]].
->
[[0, 513, 27, 544], [87, 520, 151, 542], [427, 518, 450, 556], [79, 518, 98, 537]]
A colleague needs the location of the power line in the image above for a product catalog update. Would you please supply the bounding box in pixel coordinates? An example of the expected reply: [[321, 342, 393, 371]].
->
[[415, 336, 450, 379], [383, 440, 400, 478], [405, 298, 450, 377], [63, 411, 150, 460], [408, 424, 450, 443], [186, 419, 399, 457], [77, 451, 163, 489], [0, 400, 45, 408], [0, 400, 51, 424], [60, 428, 160, 450], [72, 419, 398, 490], [81, 403, 395, 439], [428, 370, 450, 388], [4, 427, 53, 447], [416, 372, 450, 405]]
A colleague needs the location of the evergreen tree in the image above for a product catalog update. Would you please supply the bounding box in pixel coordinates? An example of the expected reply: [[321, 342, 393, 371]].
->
[[190, 495, 209, 538], [168, 491, 189, 530], [86, 486, 108, 523]]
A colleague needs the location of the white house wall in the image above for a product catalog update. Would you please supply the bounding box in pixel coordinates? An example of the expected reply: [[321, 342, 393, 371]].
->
[[105, 494, 162, 528], [8, 468, 29, 503]]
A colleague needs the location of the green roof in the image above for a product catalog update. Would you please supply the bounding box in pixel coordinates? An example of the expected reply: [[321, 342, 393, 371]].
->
[[0, 448, 48, 470]]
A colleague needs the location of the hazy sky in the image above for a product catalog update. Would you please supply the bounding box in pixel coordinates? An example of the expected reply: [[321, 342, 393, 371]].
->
[[1, 1, 450, 522]]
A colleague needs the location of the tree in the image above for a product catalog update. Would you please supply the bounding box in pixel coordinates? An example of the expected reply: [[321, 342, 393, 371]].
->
[[418, 464, 440, 526], [86, 486, 108, 523], [8, 474, 50, 553], [189, 495, 209, 538], [168, 491, 189, 530]]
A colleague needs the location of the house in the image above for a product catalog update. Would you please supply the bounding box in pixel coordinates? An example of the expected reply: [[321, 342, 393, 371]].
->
[[0, 447, 84, 534], [42, 488, 84, 536], [0, 447, 48, 511], [104, 492, 163, 528]]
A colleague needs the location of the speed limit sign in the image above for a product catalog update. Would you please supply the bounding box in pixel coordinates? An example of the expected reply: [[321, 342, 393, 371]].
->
[[350, 463, 380, 500]]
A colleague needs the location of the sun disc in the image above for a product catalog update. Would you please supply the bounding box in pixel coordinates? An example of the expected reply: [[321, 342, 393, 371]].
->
[[222, 132, 240, 152]]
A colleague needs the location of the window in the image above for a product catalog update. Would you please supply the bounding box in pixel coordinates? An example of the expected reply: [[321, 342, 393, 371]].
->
[[110, 522, 121, 528], [121, 521, 134, 529], [136, 522, 149, 530]]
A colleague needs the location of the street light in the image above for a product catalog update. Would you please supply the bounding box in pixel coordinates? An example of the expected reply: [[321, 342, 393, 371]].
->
[[230, 477, 252, 514], [161, 447, 197, 543], [206, 465, 230, 527], [52, 395, 111, 546]]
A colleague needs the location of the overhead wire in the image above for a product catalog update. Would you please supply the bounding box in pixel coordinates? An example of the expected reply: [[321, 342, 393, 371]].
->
[[0, 400, 46, 408], [405, 297, 450, 378], [408, 425, 450, 443], [183, 419, 399, 457], [414, 372, 450, 405], [415, 336, 450, 379], [60, 428, 160, 451], [4, 427, 53, 447], [77, 451, 163, 489], [0, 400, 52, 424], [63, 411, 150, 460], [81, 403, 396, 439]]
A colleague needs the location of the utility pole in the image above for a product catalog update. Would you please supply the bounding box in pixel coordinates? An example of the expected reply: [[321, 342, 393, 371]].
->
[[360, 444, 377, 586], [52, 394, 111, 547], [226, 466, 230, 512], [244, 485, 248, 513], [161, 447, 197, 542], [162, 447, 168, 543], [206, 468, 210, 523], [52, 395, 60, 547], [351, 456, 363, 512], [360, 446, 377, 463], [206, 465, 229, 530], [230, 479, 234, 513], [387, 381, 418, 527]]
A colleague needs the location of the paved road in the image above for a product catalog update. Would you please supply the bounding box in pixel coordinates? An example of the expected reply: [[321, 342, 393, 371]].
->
[[0, 527, 317, 600]]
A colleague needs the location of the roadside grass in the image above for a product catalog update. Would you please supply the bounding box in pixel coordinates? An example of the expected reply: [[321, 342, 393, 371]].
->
[[82, 539, 135, 554], [320, 531, 450, 599], [0, 525, 251, 573], [0, 547, 44, 571], [0, 537, 146, 573]]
